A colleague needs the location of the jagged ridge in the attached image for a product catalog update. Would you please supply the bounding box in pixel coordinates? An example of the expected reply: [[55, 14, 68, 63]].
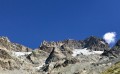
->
[[0, 36, 120, 74]]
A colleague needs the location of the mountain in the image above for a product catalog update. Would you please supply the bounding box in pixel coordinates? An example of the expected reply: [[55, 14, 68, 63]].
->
[[0, 36, 120, 74]]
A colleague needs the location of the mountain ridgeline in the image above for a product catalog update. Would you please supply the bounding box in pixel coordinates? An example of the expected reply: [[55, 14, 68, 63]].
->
[[0, 36, 120, 74]]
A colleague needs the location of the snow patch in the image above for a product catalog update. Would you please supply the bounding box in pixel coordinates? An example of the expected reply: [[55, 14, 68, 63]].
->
[[72, 48, 103, 57], [100, 41, 105, 45], [92, 51, 104, 54], [12, 52, 32, 57]]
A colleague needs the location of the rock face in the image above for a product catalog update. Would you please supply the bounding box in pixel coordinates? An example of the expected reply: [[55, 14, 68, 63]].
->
[[0, 47, 20, 70], [61, 39, 84, 49], [84, 36, 109, 51], [0, 37, 34, 74], [0, 36, 120, 74], [102, 39, 120, 57]]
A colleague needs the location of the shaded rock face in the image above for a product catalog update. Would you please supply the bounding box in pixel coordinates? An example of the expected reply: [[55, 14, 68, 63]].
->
[[102, 40, 120, 57], [115, 40, 120, 46], [40, 45, 54, 53], [84, 36, 109, 51], [27, 49, 48, 65], [45, 47, 66, 64], [45, 47, 56, 64], [111, 40, 120, 56]]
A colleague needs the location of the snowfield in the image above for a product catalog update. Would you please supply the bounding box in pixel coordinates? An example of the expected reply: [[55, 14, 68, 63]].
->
[[72, 48, 103, 57], [12, 52, 32, 57], [100, 41, 106, 45]]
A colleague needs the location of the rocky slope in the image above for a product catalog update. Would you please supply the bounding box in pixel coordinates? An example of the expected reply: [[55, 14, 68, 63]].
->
[[0, 36, 120, 74], [101, 61, 120, 74]]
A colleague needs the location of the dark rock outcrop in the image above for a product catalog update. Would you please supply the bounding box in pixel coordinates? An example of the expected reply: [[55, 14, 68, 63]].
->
[[102, 39, 120, 57], [0, 49, 12, 59], [115, 40, 120, 46], [84, 36, 109, 51], [45, 47, 66, 64], [45, 47, 56, 64]]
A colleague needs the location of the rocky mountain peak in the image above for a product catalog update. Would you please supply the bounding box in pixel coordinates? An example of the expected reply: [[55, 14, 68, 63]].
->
[[0, 36, 32, 52], [0, 36, 10, 47], [0, 36, 10, 43], [41, 40, 63, 47], [40, 36, 109, 52], [61, 39, 84, 49], [84, 36, 109, 51]]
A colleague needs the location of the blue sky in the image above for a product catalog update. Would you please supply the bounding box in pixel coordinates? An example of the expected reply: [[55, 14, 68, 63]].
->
[[0, 0, 120, 48]]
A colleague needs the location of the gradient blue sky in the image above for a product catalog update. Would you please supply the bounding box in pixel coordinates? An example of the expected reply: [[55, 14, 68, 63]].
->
[[0, 0, 120, 48]]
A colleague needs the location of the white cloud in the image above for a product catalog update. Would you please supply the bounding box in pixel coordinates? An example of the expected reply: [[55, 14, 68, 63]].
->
[[103, 32, 116, 44]]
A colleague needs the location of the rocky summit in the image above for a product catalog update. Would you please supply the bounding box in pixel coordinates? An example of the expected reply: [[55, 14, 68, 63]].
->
[[0, 36, 120, 74]]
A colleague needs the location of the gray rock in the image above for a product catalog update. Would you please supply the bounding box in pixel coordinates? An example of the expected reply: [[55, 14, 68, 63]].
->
[[84, 36, 109, 51]]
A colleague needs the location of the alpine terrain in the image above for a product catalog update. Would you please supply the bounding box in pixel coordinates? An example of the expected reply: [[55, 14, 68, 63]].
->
[[0, 36, 120, 74]]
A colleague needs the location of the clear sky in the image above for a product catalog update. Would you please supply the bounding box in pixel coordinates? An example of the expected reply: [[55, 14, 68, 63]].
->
[[0, 0, 120, 48]]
